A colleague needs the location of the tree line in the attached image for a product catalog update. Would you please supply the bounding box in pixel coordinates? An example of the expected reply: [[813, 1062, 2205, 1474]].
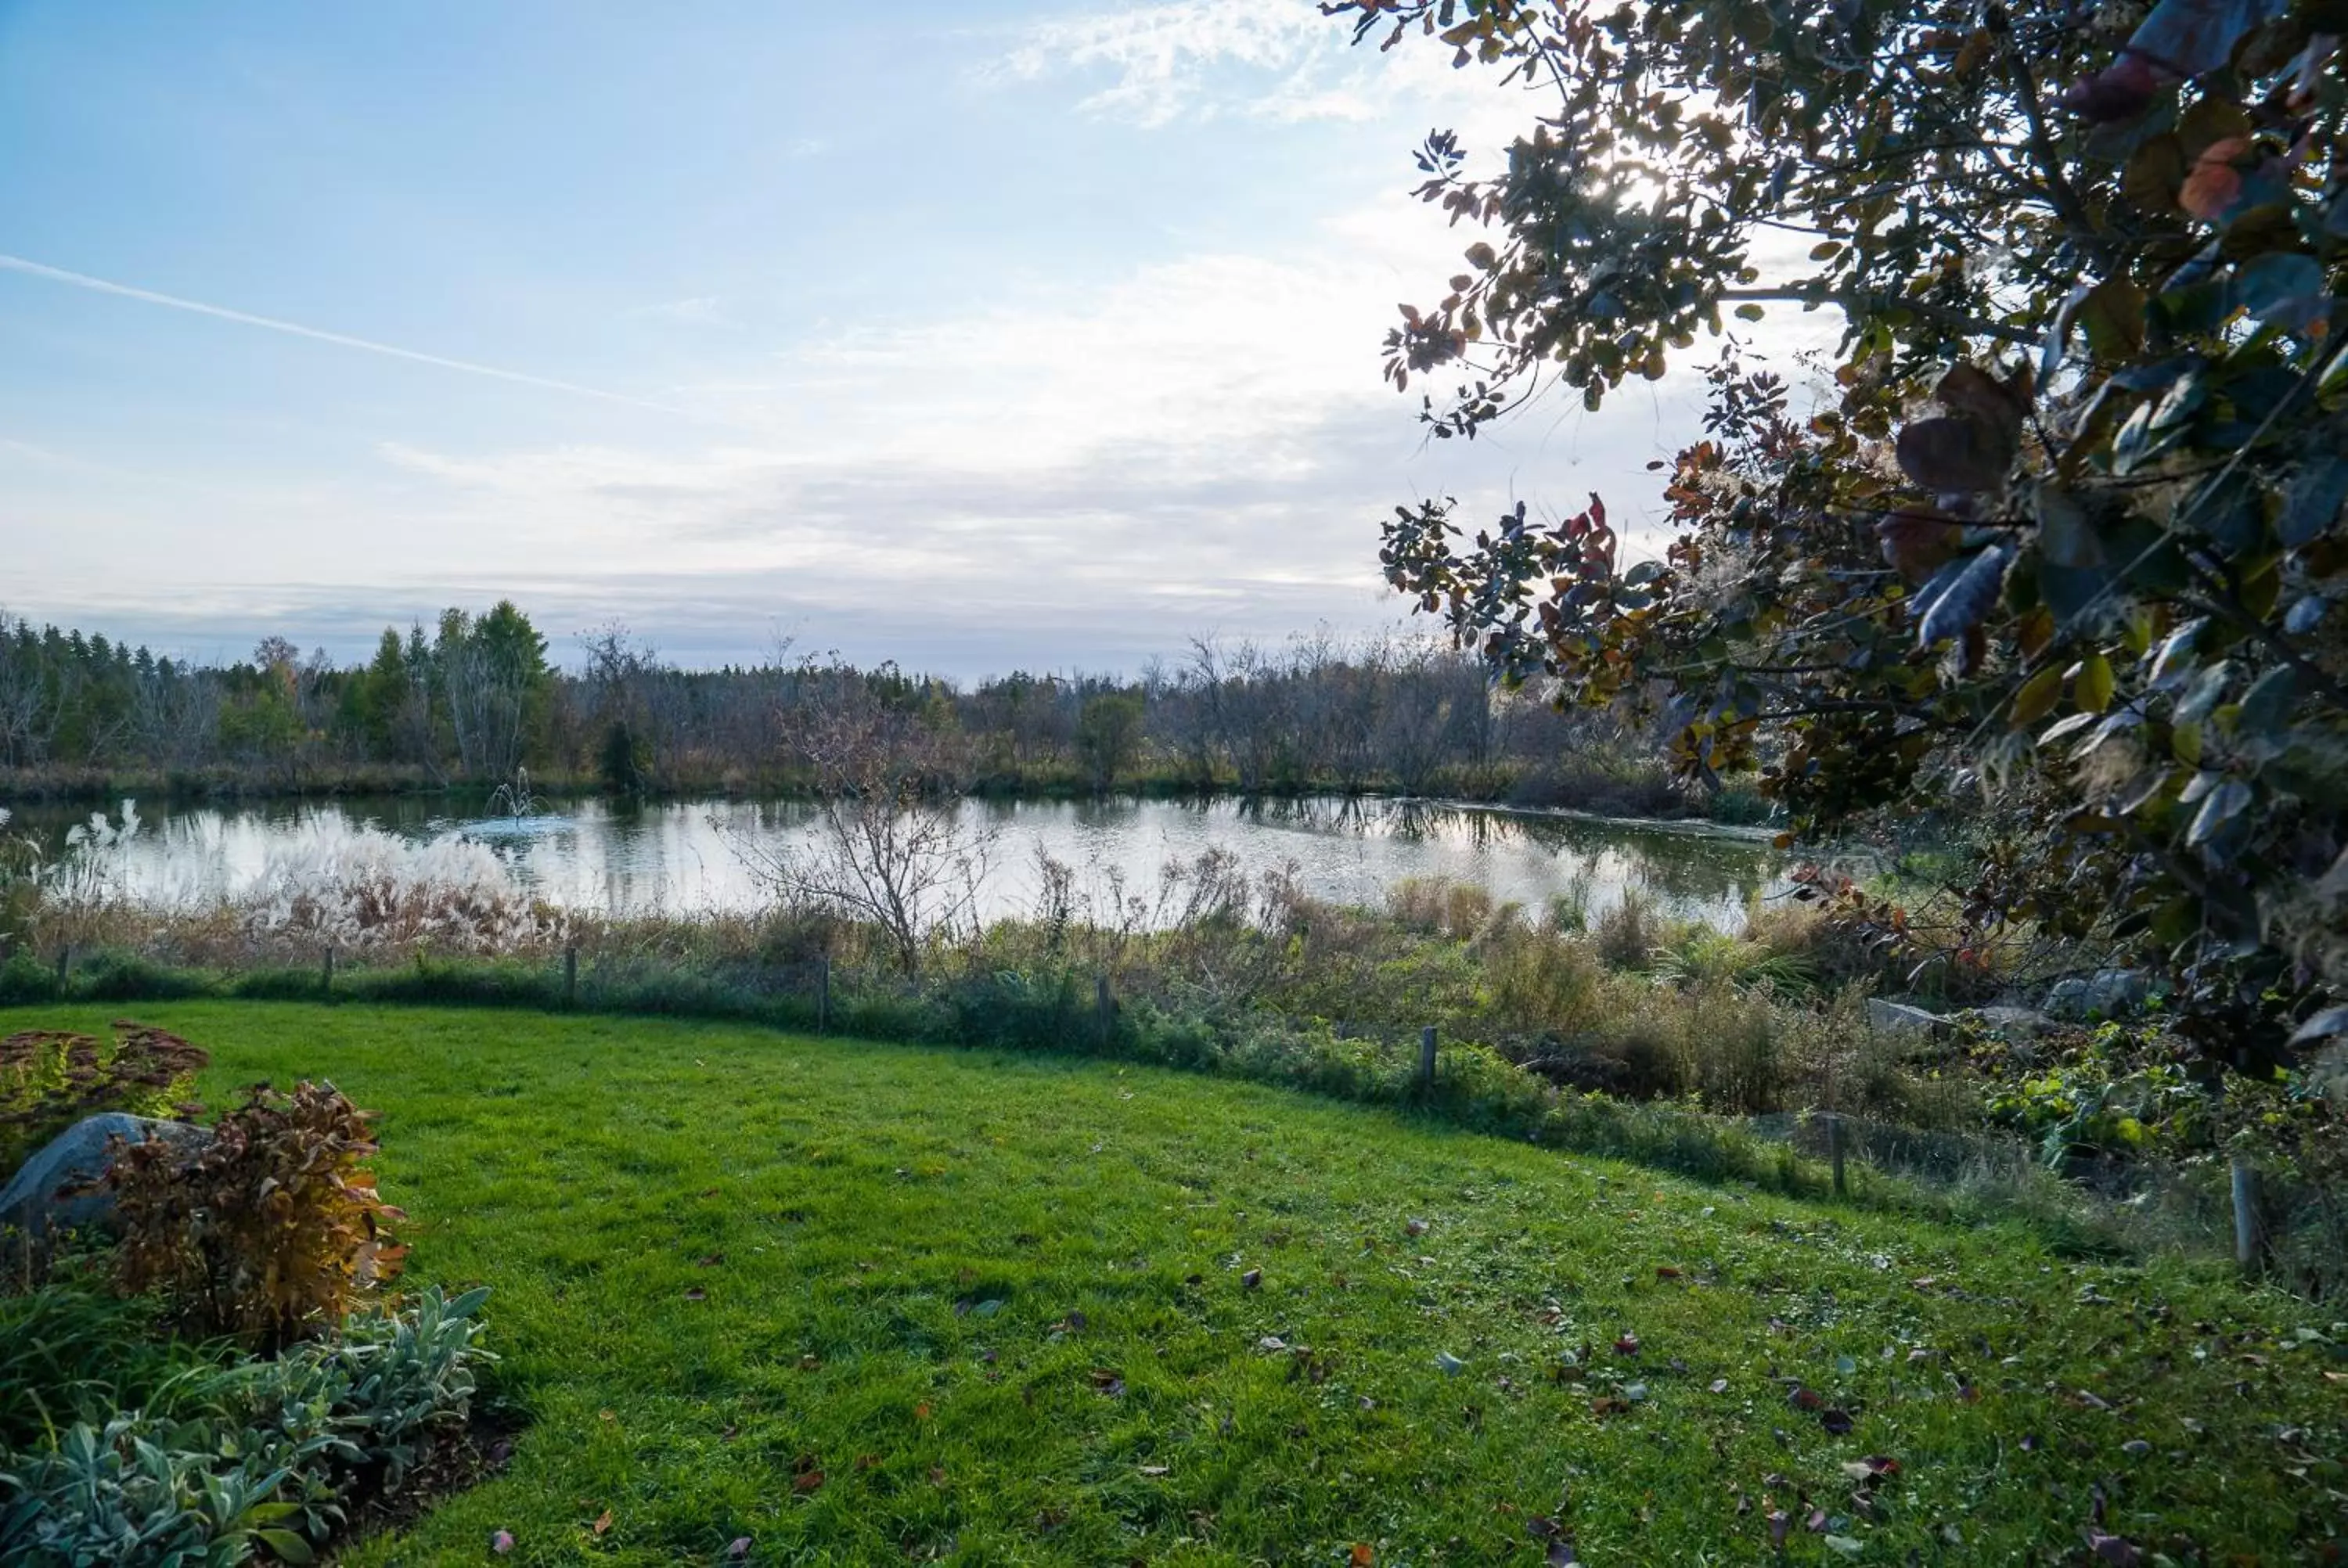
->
[[0, 605, 1704, 813]]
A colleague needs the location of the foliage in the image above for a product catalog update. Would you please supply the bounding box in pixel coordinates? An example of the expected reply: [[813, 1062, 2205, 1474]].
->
[[0, 1265, 195, 1455], [1344, 0, 2348, 1077], [0, 1020, 207, 1177], [1, 607, 1727, 819], [0, 1284, 492, 1566], [4, 1002, 2335, 1563], [108, 1081, 406, 1345]]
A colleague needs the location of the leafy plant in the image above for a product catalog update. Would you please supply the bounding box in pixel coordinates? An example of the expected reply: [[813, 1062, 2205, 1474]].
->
[[0, 1021, 207, 1177], [1345, 0, 2348, 1078], [0, 1284, 492, 1566], [108, 1081, 407, 1346]]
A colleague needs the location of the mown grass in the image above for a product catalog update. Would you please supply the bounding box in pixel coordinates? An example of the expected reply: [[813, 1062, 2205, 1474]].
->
[[5, 1003, 2342, 1565]]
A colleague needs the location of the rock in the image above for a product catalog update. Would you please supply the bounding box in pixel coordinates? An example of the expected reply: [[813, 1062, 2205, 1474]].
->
[[1867, 999, 1946, 1036], [2047, 969, 2152, 1022], [1966, 1005, 2056, 1037], [0, 1113, 211, 1247]]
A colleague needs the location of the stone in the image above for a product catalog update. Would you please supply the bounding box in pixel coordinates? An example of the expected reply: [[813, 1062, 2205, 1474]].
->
[[2046, 969, 2152, 1022], [1867, 998, 1946, 1036], [0, 1113, 211, 1248], [1966, 1005, 2056, 1037]]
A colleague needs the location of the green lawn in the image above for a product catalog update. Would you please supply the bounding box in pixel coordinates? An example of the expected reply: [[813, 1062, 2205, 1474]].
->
[[7, 1004, 2341, 1565]]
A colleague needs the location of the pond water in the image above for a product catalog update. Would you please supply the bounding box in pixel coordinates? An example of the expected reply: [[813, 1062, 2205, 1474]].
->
[[16, 795, 1786, 931]]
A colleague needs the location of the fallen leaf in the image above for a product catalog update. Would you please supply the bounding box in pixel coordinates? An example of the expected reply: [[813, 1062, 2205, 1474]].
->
[[1821, 1408, 1856, 1436], [1351, 1547, 1374, 1567], [799, 1354, 820, 1371], [1790, 1386, 1824, 1411], [1591, 1394, 1631, 1417], [592, 1509, 613, 1537], [726, 1538, 751, 1559], [697, 1253, 724, 1268], [793, 1469, 826, 1494], [1656, 1266, 1682, 1280], [1405, 1218, 1428, 1236]]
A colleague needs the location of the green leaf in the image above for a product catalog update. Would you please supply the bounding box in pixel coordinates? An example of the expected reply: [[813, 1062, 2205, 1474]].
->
[[2075, 654, 2115, 714], [256, 1530, 317, 1564], [1734, 303, 1766, 321], [2012, 665, 2065, 726]]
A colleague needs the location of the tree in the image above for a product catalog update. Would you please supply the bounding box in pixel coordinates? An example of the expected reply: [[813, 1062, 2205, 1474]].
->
[[1076, 690, 1145, 793], [1338, 0, 2347, 1074], [435, 602, 549, 784]]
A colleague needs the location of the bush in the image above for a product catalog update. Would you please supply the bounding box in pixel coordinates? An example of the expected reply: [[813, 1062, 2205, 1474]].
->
[[109, 1082, 406, 1346], [0, 1022, 207, 1178], [0, 1283, 492, 1565]]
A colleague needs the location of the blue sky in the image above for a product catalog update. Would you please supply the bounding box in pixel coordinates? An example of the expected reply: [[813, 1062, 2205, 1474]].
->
[[0, 0, 1723, 676]]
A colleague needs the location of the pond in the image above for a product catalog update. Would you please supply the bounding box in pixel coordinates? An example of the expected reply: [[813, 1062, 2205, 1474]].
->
[[15, 795, 1786, 932]]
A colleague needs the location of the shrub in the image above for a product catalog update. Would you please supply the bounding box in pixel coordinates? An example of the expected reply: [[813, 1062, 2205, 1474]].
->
[[0, 1284, 492, 1564], [0, 1022, 207, 1178], [1589, 889, 1666, 971], [109, 1082, 406, 1346]]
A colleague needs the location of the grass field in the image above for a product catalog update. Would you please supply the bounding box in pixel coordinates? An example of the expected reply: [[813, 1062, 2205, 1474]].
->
[[5, 1002, 2341, 1565]]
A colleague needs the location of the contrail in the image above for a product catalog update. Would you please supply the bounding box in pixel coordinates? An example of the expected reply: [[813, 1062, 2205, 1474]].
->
[[0, 253, 693, 417]]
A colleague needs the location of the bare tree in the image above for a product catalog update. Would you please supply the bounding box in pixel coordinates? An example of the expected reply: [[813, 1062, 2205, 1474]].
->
[[726, 692, 992, 973]]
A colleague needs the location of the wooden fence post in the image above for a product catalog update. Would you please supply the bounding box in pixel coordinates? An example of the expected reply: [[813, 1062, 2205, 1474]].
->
[[322, 945, 335, 995], [1828, 1113, 1848, 1198], [564, 945, 578, 1009], [1417, 1026, 1438, 1095], [1096, 973, 1114, 1045], [2231, 1156, 2265, 1275], [818, 957, 831, 1034]]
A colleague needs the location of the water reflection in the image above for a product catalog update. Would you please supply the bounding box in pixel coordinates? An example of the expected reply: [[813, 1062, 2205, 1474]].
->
[[14, 794, 1784, 931]]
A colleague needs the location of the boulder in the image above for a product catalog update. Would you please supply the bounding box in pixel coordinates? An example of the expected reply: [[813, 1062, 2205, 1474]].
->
[[1867, 998, 1946, 1036], [2046, 969, 2152, 1022], [1966, 1005, 2056, 1038], [0, 1113, 211, 1248]]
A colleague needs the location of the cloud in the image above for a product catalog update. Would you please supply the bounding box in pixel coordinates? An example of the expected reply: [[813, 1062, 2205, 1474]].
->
[[344, 200, 1712, 678]]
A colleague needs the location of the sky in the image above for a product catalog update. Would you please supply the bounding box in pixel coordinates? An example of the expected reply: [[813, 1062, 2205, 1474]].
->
[[0, 0, 1741, 678]]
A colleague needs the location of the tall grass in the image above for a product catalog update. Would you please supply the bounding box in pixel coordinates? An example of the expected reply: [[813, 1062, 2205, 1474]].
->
[[2, 842, 2299, 1281]]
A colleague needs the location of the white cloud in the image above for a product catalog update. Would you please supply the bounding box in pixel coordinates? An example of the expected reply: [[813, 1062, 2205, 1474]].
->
[[990, 0, 1537, 145]]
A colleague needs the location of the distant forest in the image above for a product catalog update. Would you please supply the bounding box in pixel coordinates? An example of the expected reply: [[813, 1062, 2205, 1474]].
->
[[0, 602, 1721, 815]]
